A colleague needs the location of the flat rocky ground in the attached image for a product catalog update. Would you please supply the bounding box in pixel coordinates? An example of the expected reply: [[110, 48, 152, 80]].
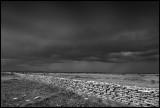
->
[[44, 73, 159, 88], [1, 74, 130, 107]]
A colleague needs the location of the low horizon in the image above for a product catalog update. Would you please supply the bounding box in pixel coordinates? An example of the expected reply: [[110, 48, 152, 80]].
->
[[1, 71, 159, 74]]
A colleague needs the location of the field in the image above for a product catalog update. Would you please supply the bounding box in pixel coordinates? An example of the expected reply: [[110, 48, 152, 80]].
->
[[32, 73, 159, 88], [1, 72, 133, 107]]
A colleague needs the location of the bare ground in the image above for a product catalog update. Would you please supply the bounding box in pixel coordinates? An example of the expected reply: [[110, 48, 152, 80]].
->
[[1, 75, 129, 107]]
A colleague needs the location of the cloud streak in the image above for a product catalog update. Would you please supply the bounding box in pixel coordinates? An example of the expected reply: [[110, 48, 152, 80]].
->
[[107, 49, 159, 62]]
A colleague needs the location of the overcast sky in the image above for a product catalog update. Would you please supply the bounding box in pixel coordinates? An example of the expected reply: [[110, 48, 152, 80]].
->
[[1, 1, 159, 73]]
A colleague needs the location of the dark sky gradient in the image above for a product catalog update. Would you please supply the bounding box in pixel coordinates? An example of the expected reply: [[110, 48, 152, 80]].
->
[[1, 1, 159, 73]]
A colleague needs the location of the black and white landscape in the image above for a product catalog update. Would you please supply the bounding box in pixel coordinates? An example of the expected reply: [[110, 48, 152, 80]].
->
[[1, 1, 159, 107]]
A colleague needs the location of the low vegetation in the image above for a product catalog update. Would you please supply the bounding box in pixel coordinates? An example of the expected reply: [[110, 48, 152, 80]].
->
[[1, 78, 110, 107], [2, 72, 158, 107]]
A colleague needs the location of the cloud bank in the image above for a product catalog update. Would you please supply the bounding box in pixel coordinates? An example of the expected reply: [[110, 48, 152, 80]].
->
[[1, 1, 159, 73]]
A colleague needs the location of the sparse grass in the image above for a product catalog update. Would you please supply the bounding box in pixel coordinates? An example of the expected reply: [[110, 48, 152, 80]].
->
[[1, 72, 17, 77], [1, 77, 114, 107], [24, 90, 108, 107], [150, 80, 159, 84], [1, 78, 61, 107], [2, 73, 157, 107], [124, 77, 145, 82], [48, 73, 159, 88], [73, 75, 96, 80], [1, 76, 132, 107]]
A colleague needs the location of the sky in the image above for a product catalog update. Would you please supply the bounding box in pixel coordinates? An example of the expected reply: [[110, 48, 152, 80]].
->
[[1, 1, 159, 73]]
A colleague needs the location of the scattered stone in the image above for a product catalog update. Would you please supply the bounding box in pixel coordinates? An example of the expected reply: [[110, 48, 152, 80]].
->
[[26, 99, 30, 102], [34, 96, 40, 99], [84, 98, 88, 100], [15, 73, 159, 107], [13, 97, 18, 100]]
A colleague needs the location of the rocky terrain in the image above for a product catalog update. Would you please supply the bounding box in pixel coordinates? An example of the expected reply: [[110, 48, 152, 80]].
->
[[15, 73, 159, 107], [1, 75, 108, 107]]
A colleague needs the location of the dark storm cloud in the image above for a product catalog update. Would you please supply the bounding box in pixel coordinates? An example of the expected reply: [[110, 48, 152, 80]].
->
[[1, 1, 159, 73]]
